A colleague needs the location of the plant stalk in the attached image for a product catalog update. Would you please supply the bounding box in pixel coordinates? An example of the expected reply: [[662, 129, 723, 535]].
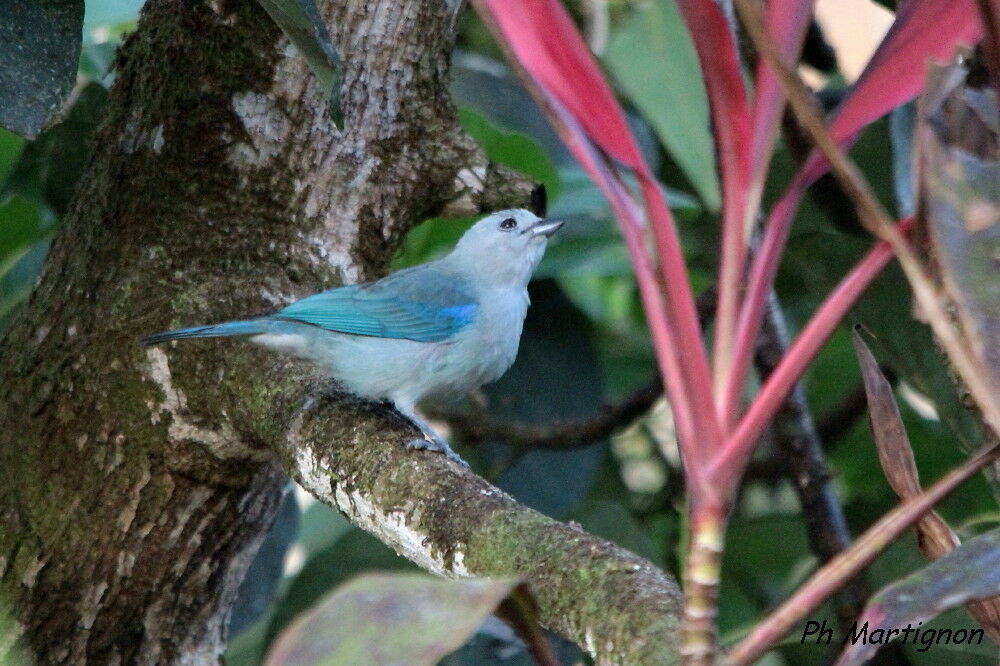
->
[[681, 506, 727, 665]]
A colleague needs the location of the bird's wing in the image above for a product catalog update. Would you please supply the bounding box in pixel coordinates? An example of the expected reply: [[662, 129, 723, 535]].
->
[[272, 266, 477, 342]]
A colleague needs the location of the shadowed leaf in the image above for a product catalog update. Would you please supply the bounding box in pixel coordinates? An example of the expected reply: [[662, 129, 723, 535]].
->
[[2, 81, 108, 216], [0, 0, 84, 138], [264, 527, 416, 648], [264, 573, 530, 666], [228, 491, 300, 635], [919, 62, 1000, 408], [834, 527, 1000, 665], [852, 329, 960, 558]]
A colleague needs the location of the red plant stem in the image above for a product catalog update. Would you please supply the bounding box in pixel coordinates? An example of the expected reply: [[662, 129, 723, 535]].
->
[[674, 0, 752, 408], [541, 93, 717, 497], [726, 439, 1000, 665], [745, 0, 815, 231], [719, 178, 806, 431], [711, 218, 913, 490]]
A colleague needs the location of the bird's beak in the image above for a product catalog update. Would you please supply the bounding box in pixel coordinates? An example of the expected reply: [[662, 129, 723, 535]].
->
[[529, 218, 565, 238]]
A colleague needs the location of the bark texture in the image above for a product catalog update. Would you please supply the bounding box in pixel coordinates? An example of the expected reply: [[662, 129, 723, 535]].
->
[[284, 393, 682, 665], [0, 0, 681, 663]]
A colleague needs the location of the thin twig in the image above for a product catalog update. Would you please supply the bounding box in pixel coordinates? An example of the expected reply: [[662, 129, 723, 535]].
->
[[755, 292, 867, 634], [434, 380, 661, 450]]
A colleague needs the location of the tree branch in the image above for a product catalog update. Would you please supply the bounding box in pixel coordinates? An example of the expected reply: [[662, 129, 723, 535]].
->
[[279, 392, 683, 665], [433, 380, 662, 450]]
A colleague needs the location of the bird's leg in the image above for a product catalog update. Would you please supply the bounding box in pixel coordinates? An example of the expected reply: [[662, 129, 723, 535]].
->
[[395, 404, 468, 467]]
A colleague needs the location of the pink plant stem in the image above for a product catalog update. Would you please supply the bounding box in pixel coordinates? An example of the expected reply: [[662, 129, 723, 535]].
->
[[713, 207, 749, 419], [719, 178, 806, 431], [726, 437, 1000, 665], [674, 0, 752, 408], [745, 0, 815, 230], [711, 218, 913, 490], [640, 178, 724, 463], [543, 94, 717, 495]]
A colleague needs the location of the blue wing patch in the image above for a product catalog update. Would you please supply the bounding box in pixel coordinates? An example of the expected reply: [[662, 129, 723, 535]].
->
[[271, 266, 477, 342]]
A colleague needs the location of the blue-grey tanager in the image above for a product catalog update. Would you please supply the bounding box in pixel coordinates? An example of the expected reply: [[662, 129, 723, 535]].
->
[[142, 209, 563, 464]]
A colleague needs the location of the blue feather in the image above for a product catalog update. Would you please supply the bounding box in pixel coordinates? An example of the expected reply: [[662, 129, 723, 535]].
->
[[272, 266, 476, 342], [142, 264, 478, 347], [140, 320, 269, 346]]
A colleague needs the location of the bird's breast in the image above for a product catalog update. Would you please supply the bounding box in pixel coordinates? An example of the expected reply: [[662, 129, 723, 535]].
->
[[457, 288, 528, 383]]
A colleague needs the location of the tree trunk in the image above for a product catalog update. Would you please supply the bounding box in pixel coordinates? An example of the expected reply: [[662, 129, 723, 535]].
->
[[0, 0, 682, 663]]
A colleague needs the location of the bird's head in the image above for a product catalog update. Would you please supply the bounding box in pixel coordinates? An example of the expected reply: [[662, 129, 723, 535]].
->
[[448, 209, 564, 287]]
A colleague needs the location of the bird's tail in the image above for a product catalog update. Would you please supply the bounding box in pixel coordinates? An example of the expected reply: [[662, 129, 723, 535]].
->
[[140, 319, 270, 347]]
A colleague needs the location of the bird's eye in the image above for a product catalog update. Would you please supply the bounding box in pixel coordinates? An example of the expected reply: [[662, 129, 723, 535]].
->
[[499, 217, 517, 231]]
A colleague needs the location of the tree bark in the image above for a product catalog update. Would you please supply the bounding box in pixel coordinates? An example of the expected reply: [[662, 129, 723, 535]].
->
[[0, 0, 681, 663]]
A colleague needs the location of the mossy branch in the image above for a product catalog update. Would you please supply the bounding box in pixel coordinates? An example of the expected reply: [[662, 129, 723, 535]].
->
[[279, 392, 683, 665]]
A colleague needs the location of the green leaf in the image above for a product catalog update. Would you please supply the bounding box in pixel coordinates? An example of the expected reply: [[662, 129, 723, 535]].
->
[[255, 0, 342, 124], [0, 195, 51, 277], [0, 194, 50, 325], [605, 0, 719, 210], [0, 0, 84, 138], [264, 528, 416, 648], [264, 573, 524, 666], [3, 81, 108, 215], [457, 107, 559, 199], [0, 130, 25, 185], [82, 0, 143, 37]]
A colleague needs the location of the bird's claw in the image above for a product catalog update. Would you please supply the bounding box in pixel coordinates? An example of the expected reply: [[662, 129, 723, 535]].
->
[[406, 437, 469, 467]]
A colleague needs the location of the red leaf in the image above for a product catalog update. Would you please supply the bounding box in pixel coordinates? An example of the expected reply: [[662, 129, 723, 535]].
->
[[724, 0, 982, 428], [475, 0, 647, 175], [473, 0, 725, 500], [674, 0, 753, 404], [801, 0, 982, 182], [675, 0, 751, 202], [748, 0, 814, 184]]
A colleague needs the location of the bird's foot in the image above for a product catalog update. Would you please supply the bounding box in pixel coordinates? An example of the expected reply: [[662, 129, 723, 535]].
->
[[406, 437, 469, 467]]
